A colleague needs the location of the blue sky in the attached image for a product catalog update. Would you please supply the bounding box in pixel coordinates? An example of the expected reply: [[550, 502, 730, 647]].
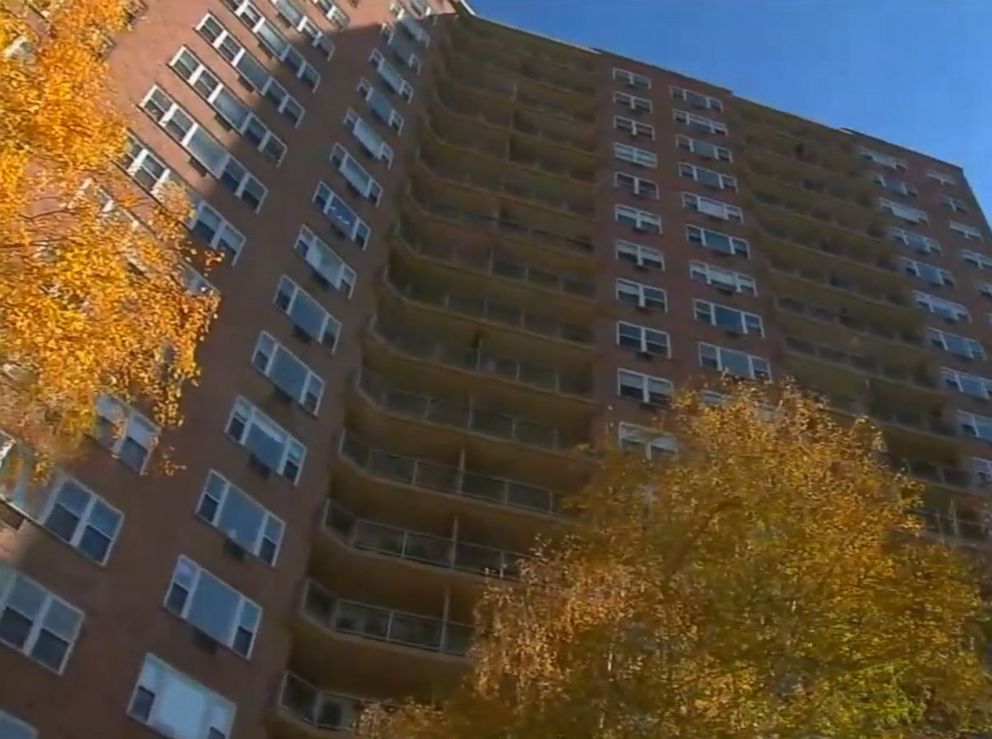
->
[[470, 0, 992, 216]]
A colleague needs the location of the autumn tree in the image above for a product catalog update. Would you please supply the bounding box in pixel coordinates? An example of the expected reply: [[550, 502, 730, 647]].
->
[[361, 386, 992, 738], [0, 0, 217, 471]]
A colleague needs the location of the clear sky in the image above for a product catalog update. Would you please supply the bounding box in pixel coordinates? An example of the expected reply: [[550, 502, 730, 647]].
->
[[469, 0, 992, 216]]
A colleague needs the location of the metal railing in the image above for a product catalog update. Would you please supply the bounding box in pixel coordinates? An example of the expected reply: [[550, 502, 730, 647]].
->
[[767, 257, 911, 311], [338, 431, 563, 516], [914, 508, 991, 548], [774, 297, 926, 350], [893, 457, 992, 495], [783, 336, 939, 391], [278, 672, 365, 732], [823, 396, 958, 440]]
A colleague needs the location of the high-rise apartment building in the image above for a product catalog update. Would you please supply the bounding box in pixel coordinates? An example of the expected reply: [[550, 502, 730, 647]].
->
[[1, 1, 990, 736]]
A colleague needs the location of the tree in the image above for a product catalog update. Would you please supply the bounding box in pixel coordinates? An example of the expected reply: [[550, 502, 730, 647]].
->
[[0, 0, 217, 471], [361, 386, 992, 738]]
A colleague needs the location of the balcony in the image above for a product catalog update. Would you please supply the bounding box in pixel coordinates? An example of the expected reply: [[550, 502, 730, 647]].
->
[[757, 218, 902, 279], [458, 16, 597, 76], [273, 672, 365, 737], [747, 186, 887, 243], [738, 143, 875, 203], [825, 394, 961, 457], [915, 507, 992, 550], [743, 157, 876, 214], [894, 458, 992, 498]]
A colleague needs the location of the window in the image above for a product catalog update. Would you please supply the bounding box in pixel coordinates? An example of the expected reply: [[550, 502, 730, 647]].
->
[[93, 394, 159, 473], [294, 225, 356, 296], [329, 144, 382, 204], [189, 200, 245, 262], [615, 172, 659, 198], [274, 275, 342, 348], [979, 282, 992, 299], [958, 411, 992, 442], [616, 205, 662, 234], [858, 146, 905, 170], [614, 116, 654, 139], [941, 195, 968, 213], [698, 343, 771, 380], [617, 322, 670, 358], [670, 85, 722, 111], [889, 226, 941, 255], [252, 331, 325, 413], [169, 47, 287, 163], [128, 654, 236, 739], [941, 367, 992, 400], [226, 397, 306, 483], [390, 1, 431, 43], [356, 78, 404, 132], [38, 475, 122, 565], [689, 261, 757, 296], [313, 181, 371, 248], [951, 221, 983, 241], [901, 258, 954, 286], [0, 564, 82, 673], [120, 134, 174, 195], [381, 23, 422, 73], [927, 328, 984, 360], [676, 135, 732, 162], [226, 0, 321, 90], [617, 422, 677, 459], [613, 142, 657, 168], [195, 14, 305, 125], [616, 279, 667, 311], [963, 250, 992, 270], [617, 370, 672, 406], [927, 169, 957, 186], [613, 91, 651, 113], [678, 161, 736, 191], [0, 710, 35, 739], [269, 0, 336, 58], [694, 300, 763, 336], [311, 0, 350, 28], [616, 240, 663, 270], [369, 48, 413, 101], [140, 86, 267, 211], [682, 192, 743, 222], [673, 109, 727, 135], [613, 67, 650, 89], [914, 291, 969, 322], [196, 471, 285, 565], [343, 109, 393, 165], [879, 198, 928, 224], [687, 225, 749, 257], [872, 173, 916, 197]]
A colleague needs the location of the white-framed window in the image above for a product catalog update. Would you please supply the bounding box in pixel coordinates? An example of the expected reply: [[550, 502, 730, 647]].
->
[[682, 192, 743, 222], [0, 563, 83, 674], [963, 250, 992, 270], [356, 78, 404, 133], [687, 224, 749, 257], [617, 322, 670, 358], [689, 260, 757, 296], [698, 343, 771, 380], [140, 86, 268, 211], [616, 240, 663, 270], [169, 47, 288, 163], [614, 115, 654, 139], [613, 91, 652, 114], [858, 146, 906, 171], [36, 474, 122, 565], [616, 204, 662, 234], [313, 181, 371, 248], [251, 331, 325, 413], [670, 85, 722, 111], [196, 471, 285, 566], [274, 275, 342, 349], [872, 173, 916, 197], [612, 67, 650, 89], [380, 23, 421, 73], [676, 135, 732, 162], [678, 161, 737, 191], [93, 394, 159, 474], [0, 709, 36, 739], [369, 48, 413, 101], [673, 109, 727, 136], [615, 172, 659, 198], [951, 221, 983, 241], [128, 654, 236, 739], [226, 396, 306, 483], [329, 144, 382, 204], [343, 109, 393, 165], [958, 410, 992, 441], [617, 369, 672, 406], [613, 142, 657, 168], [979, 282, 992, 299], [927, 169, 957, 186], [294, 225, 356, 296], [889, 226, 941, 255], [189, 200, 246, 262], [879, 198, 928, 224], [227, 0, 321, 89], [120, 134, 174, 196], [941, 194, 968, 213], [616, 279, 667, 311], [927, 327, 984, 360], [311, 0, 350, 28], [914, 291, 969, 322], [694, 300, 763, 336], [941, 367, 992, 400], [195, 14, 305, 125], [901, 258, 954, 287], [390, 1, 431, 43], [268, 0, 336, 58], [617, 422, 677, 459]]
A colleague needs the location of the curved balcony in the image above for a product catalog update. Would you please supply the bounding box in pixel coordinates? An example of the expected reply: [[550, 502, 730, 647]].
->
[[274, 672, 365, 736], [825, 394, 961, 457], [893, 457, 992, 498], [758, 219, 901, 280], [457, 16, 597, 75], [744, 159, 877, 216], [915, 507, 991, 550]]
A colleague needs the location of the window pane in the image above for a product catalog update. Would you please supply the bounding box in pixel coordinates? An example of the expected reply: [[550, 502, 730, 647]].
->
[[187, 574, 238, 643], [216, 491, 264, 551]]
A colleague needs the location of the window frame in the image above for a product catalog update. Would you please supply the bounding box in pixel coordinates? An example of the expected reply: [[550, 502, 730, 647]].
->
[[686, 224, 749, 257], [927, 169, 957, 186], [941, 367, 992, 400], [195, 470, 285, 566], [858, 146, 906, 171], [617, 422, 677, 459], [889, 226, 942, 255], [616, 278, 667, 312], [675, 135, 733, 162], [227, 0, 322, 90], [678, 161, 737, 191], [950, 221, 983, 241], [927, 327, 984, 360], [879, 197, 928, 224], [698, 342, 771, 380], [913, 290, 969, 322], [274, 274, 342, 349], [37, 474, 123, 565], [356, 78, 404, 132], [613, 142, 657, 168], [613, 115, 655, 139], [0, 709, 36, 739], [225, 396, 306, 483], [251, 330, 326, 413], [693, 299, 764, 336], [612, 67, 651, 89], [963, 250, 992, 270], [940, 194, 968, 213], [616, 240, 664, 270], [616, 321, 670, 358], [673, 109, 727, 135], [670, 85, 723, 111], [617, 369, 672, 406], [689, 260, 757, 296], [958, 410, 992, 441], [900, 257, 955, 287], [613, 90, 652, 114], [615, 171, 659, 199], [369, 48, 414, 101], [343, 109, 394, 166], [313, 181, 371, 248], [615, 204, 663, 234], [294, 224, 356, 296], [93, 394, 159, 474], [681, 192, 743, 222]]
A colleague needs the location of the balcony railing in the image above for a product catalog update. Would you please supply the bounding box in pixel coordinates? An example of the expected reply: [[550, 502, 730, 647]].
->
[[892, 457, 992, 495], [355, 369, 583, 452], [369, 317, 593, 397], [774, 297, 926, 350], [759, 221, 900, 275], [458, 19, 597, 75], [784, 336, 939, 392], [750, 188, 886, 241], [825, 395, 959, 441], [323, 501, 528, 580], [768, 257, 911, 311], [302, 579, 473, 657], [915, 508, 991, 549], [338, 432, 563, 516], [278, 672, 365, 733]]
